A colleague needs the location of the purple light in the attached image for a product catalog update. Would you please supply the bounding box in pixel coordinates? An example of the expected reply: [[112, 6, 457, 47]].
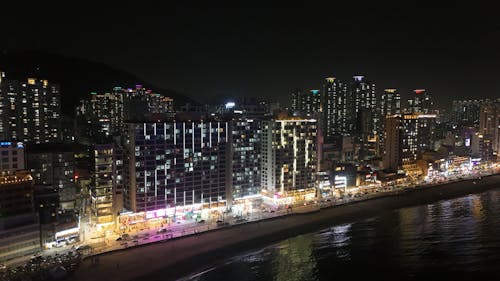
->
[[353, 75, 364, 82]]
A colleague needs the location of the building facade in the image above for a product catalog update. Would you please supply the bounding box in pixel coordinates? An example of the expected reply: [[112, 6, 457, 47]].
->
[[261, 118, 317, 201], [124, 121, 229, 214], [0, 141, 25, 175], [0, 171, 40, 262], [228, 118, 261, 202], [27, 144, 76, 210], [322, 77, 349, 140], [90, 143, 123, 230], [0, 73, 61, 144]]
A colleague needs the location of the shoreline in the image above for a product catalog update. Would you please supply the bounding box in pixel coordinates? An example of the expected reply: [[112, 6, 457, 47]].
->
[[72, 174, 500, 281]]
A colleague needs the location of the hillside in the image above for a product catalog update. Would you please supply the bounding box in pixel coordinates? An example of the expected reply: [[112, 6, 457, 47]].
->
[[0, 50, 196, 115]]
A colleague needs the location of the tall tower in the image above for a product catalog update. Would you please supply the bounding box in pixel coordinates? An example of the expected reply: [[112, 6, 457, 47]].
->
[[379, 89, 401, 155], [350, 75, 378, 135], [291, 88, 321, 117], [479, 103, 500, 156], [407, 89, 433, 114], [322, 77, 349, 140], [0, 76, 61, 143]]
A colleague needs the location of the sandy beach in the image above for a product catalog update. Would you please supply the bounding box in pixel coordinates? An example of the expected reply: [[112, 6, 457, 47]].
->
[[71, 174, 500, 281]]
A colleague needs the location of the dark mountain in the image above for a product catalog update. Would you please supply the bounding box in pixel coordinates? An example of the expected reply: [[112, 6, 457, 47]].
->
[[0, 50, 197, 116]]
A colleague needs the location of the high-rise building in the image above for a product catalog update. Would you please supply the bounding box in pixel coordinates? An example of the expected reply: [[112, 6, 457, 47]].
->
[[90, 143, 123, 231], [349, 75, 378, 160], [407, 89, 433, 114], [479, 102, 500, 156], [322, 77, 349, 140], [383, 115, 403, 171], [76, 85, 175, 141], [0, 170, 40, 262], [451, 99, 488, 126], [401, 113, 437, 170], [382, 113, 437, 173], [379, 89, 401, 155], [227, 117, 261, 202], [291, 89, 321, 117], [27, 144, 76, 210], [380, 89, 401, 118], [350, 75, 378, 134], [261, 118, 317, 202], [124, 121, 228, 215], [0, 74, 61, 143]]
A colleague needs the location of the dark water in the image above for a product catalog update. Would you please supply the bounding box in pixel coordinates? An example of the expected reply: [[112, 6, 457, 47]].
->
[[183, 188, 500, 280]]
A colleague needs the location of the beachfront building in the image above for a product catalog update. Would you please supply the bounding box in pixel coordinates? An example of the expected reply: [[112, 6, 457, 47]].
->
[[90, 143, 123, 232], [261, 117, 317, 205], [122, 120, 228, 226], [227, 117, 262, 203]]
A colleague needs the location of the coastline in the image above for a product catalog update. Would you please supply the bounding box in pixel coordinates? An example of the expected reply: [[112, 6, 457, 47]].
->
[[72, 174, 500, 281]]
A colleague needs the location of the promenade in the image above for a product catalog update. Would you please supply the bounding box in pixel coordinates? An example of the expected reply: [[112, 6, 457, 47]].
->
[[72, 173, 500, 281]]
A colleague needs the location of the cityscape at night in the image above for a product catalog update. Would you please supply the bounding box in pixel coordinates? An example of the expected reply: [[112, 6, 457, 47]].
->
[[1, 2, 500, 281]]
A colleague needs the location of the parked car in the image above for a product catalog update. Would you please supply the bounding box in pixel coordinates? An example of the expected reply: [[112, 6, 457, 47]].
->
[[157, 228, 168, 234]]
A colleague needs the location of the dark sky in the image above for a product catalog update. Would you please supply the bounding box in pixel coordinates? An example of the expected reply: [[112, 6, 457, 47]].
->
[[3, 2, 499, 108]]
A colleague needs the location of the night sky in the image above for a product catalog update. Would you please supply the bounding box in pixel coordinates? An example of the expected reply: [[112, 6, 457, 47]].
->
[[3, 2, 499, 108]]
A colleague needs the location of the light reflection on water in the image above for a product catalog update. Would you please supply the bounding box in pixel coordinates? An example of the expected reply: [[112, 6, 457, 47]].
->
[[186, 189, 500, 281]]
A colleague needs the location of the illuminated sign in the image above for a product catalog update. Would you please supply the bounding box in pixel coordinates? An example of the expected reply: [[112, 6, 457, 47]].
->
[[0, 142, 12, 147], [310, 90, 320, 95], [385, 88, 397, 93], [414, 89, 426, 94], [55, 227, 80, 238], [465, 138, 471, 147], [353, 75, 364, 81], [326, 77, 336, 83], [225, 102, 236, 109]]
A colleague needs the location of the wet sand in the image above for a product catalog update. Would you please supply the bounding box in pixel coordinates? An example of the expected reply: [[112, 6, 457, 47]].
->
[[72, 174, 500, 281]]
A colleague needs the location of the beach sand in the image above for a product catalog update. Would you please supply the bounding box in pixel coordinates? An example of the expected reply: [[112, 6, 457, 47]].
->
[[72, 174, 500, 281]]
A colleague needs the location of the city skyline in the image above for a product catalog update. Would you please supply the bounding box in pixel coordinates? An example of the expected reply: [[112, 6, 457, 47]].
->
[[2, 2, 499, 107], [2, 3, 500, 280]]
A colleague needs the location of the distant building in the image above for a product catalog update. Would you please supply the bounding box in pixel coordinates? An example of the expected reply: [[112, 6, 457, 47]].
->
[[383, 115, 403, 171], [407, 89, 433, 114], [76, 85, 174, 142], [322, 77, 350, 140], [350, 75, 378, 135], [291, 89, 321, 117], [0, 73, 61, 143], [379, 89, 401, 155], [452, 99, 488, 126], [479, 103, 500, 156]]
